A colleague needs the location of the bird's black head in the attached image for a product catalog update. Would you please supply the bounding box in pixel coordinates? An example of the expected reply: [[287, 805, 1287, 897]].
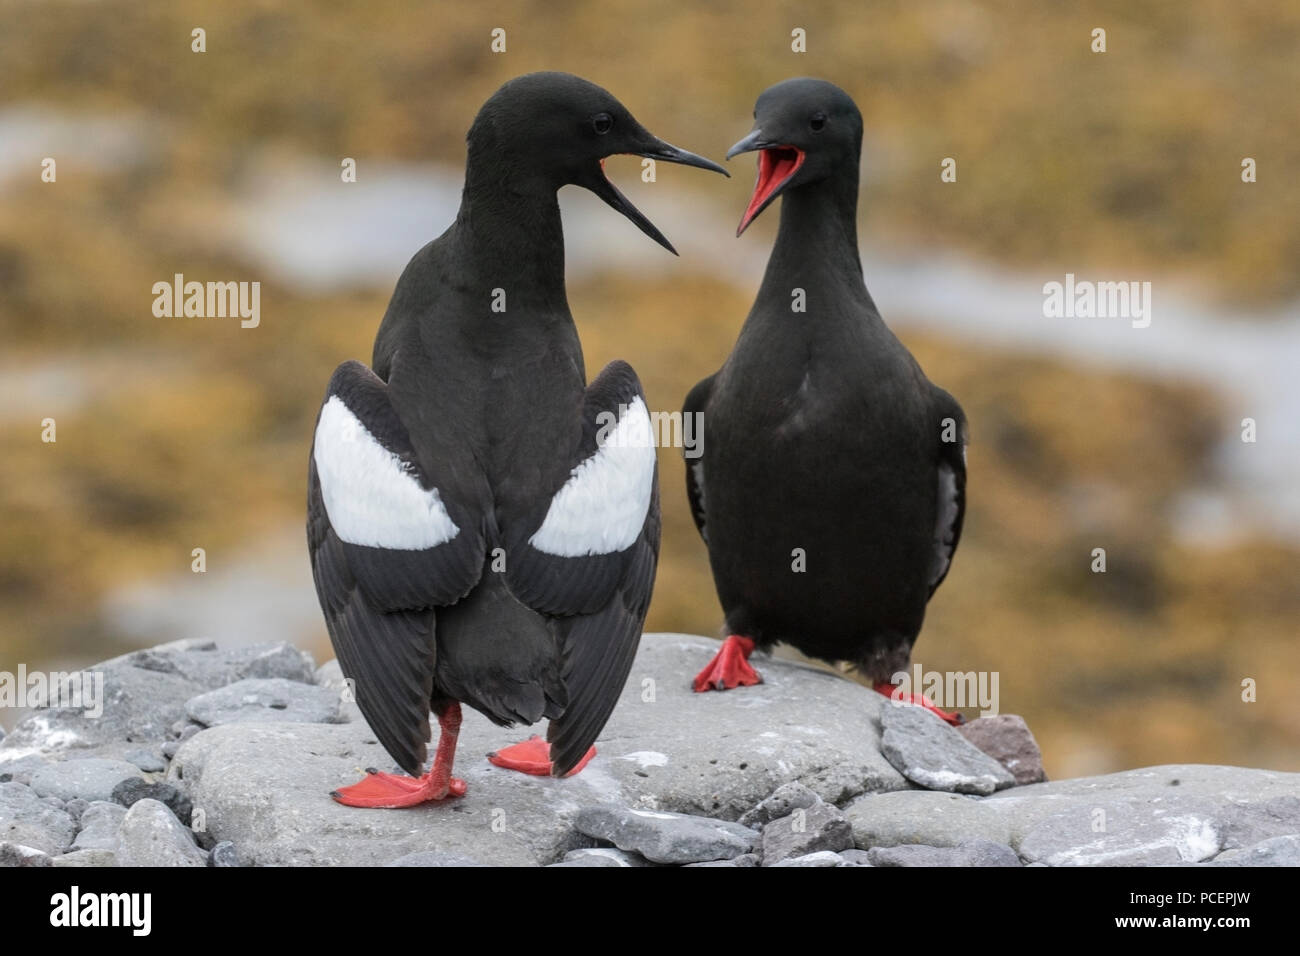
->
[[468, 72, 727, 254], [726, 78, 863, 236]]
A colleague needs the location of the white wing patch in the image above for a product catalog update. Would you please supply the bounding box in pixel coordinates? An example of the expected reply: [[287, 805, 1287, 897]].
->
[[313, 395, 459, 550], [529, 397, 655, 557]]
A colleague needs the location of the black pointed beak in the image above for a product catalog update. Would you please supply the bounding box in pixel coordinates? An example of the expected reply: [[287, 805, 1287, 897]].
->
[[726, 128, 774, 160], [585, 134, 727, 255]]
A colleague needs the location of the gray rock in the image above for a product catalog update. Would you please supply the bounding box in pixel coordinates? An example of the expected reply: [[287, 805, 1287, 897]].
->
[[1214, 796, 1300, 850], [0, 781, 77, 854], [0, 841, 52, 866], [314, 660, 364, 723], [739, 781, 821, 828], [112, 779, 193, 826], [52, 848, 118, 867], [29, 758, 144, 803], [559, 847, 651, 867], [686, 853, 761, 867], [0, 641, 313, 765], [0, 753, 52, 785], [838, 848, 873, 866], [114, 798, 206, 867], [124, 748, 168, 773], [165, 635, 907, 866], [63, 798, 89, 822], [1208, 834, 1300, 867], [880, 704, 1016, 795], [574, 805, 759, 864], [1018, 795, 1223, 866], [846, 789, 1015, 849], [957, 715, 1046, 785], [186, 678, 341, 727], [385, 850, 487, 867], [209, 841, 241, 867], [770, 850, 845, 867], [72, 801, 127, 851], [761, 802, 854, 865], [868, 841, 1021, 867]]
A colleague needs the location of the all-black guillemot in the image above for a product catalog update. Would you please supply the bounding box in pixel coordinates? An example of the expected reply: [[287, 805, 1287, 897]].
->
[[684, 78, 967, 724]]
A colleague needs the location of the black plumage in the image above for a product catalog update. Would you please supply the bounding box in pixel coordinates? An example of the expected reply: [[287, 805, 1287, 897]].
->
[[307, 72, 724, 800], [685, 78, 968, 696]]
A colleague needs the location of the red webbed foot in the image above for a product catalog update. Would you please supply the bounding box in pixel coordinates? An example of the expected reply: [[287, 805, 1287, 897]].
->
[[693, 635, 762, 692], [487, 735, 595, 777], [873, 682, 965, 726], [330, 767, 467, 808]]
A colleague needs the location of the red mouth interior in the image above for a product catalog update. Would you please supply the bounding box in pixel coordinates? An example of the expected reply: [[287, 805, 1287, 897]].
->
[[738, 146, 805, 234]]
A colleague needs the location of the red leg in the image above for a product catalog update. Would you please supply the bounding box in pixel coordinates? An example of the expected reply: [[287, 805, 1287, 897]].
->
[[873, 681, 965, 726], [487, 735, 595, 777], [693, 635, 762, 692], [331, 701, 468, 808]]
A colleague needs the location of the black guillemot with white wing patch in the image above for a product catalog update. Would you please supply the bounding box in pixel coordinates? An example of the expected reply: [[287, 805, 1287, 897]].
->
[[684, 78, 968, 723], [307, 72, 727, 807]]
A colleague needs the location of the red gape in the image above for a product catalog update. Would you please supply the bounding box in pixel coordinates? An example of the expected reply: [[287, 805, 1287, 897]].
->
[[872, 682, 965, 726], [692, 634, 763, 692], [330, 701, 467, 808], [487, 735, 596, 777]]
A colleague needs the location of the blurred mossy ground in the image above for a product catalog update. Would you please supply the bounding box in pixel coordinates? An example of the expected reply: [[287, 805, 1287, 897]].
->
[[1, 1, 1298, 776]]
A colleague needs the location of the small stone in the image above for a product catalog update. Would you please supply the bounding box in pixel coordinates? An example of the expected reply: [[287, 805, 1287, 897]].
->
[[573, 805, 759, 864], [868, 841, 1021, 867], [186, 678, 341, 727], [770, 850, 845, 867], [740, 781, 822, 828], [114, 798, 206, 867], [161, 741, 182, 759], [1208, 835, 1300, 867], [112, 779, 193, 826], [761, 802, 854, 865], [63, 798, 89, 822], [53, 848, 118, 867], [839, 848, 873, 866], [0, 842, 52, 866], [209, 841, 241, 867], [0, 781, 77, 854], [73, 801, 128, 851], [124, 748, 168, 773], [29, 758, 145, 803], [957, 715, 1047, 786], [880, 704, 1016, 795]]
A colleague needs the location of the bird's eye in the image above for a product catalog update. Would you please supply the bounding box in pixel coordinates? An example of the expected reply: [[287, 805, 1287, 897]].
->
[[810, 112, 827, 132], [593, 112, 613, 135]]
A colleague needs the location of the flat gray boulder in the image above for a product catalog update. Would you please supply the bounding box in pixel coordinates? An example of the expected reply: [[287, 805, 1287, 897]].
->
[[1207, 834, 1300, 867], [168, 634, 907, 866], [573, 805, 758, 864], [868, 841, 1021, 867], [880, 704, 1015, 795]]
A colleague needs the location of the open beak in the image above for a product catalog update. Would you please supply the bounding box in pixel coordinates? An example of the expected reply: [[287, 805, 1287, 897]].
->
[[727, 128, 805, 236], [586, 137, 728, 255]]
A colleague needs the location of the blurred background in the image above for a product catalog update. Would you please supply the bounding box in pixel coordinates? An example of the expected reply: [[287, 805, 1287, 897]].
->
[[1, 0, 1297, 778]]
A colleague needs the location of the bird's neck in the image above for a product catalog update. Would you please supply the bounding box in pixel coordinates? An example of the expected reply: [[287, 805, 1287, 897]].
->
[[454, 165, 570, 308], [757, 169, 871, 309]]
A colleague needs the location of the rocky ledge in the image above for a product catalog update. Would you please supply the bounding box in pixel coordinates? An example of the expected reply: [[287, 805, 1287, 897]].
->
[[1, 634, 1296, 867]]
